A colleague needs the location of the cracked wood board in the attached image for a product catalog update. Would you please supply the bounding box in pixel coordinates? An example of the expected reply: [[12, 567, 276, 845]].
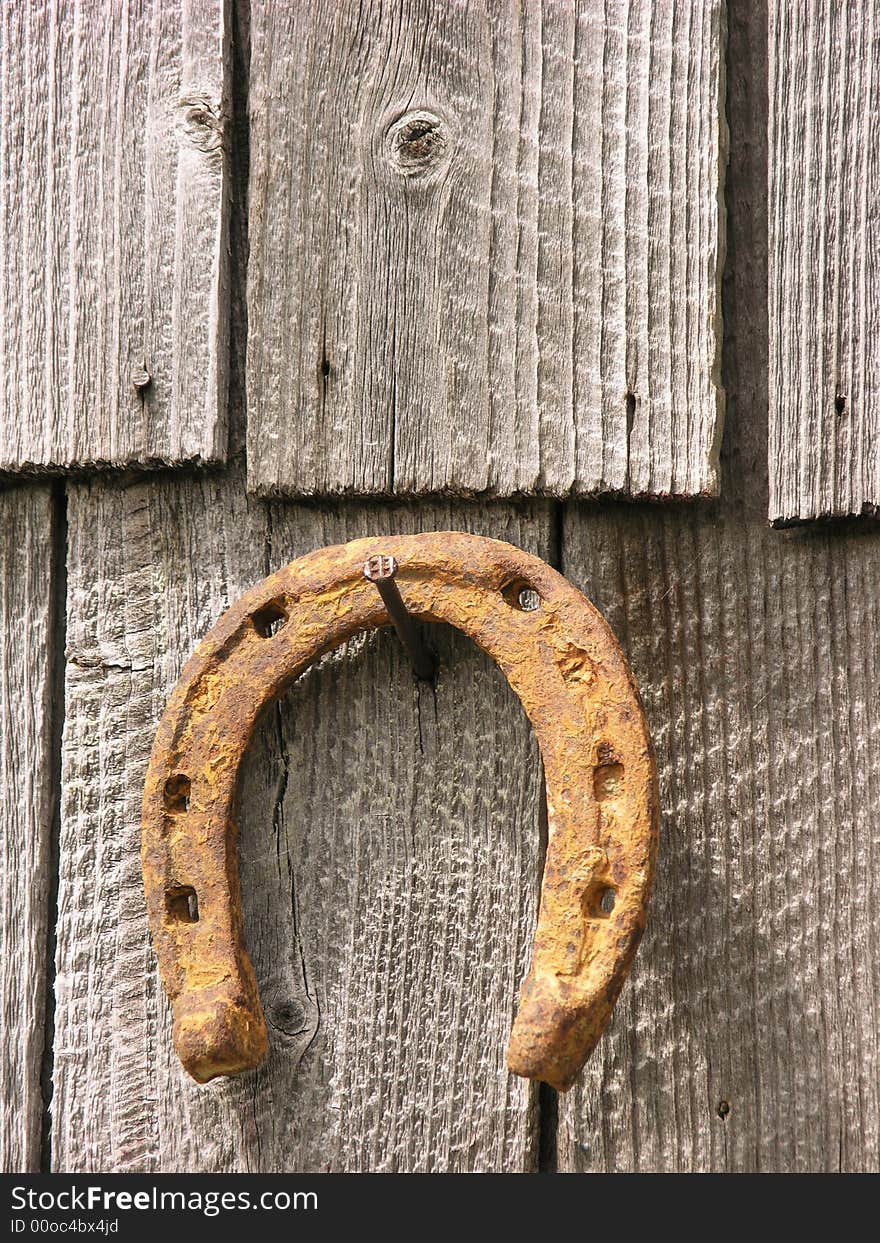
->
[[769, 2, 880, 522], [246, 0, 725, 499], [0, 485, 58, 1172], [0, 0, 230, 472], [53, 471, 550, 1171]]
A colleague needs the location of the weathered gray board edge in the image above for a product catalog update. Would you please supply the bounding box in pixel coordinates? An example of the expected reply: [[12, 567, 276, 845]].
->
[[0, 484, 57, 1172], [768, 1, 880, 523]]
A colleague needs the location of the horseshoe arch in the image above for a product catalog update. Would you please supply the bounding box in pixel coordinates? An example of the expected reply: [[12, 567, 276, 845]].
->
[[141, 532, 659, 1092]]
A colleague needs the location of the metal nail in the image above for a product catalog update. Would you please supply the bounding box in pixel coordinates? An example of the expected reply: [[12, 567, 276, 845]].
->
[[363, 554, 437, 681]]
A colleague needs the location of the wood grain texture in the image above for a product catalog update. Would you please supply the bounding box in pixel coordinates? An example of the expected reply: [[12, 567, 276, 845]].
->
[[0, 0, 229, 472], [556, 0, 880, 1172], [769, 1, 880, 522], [53, 471, 551, 1171], [246, 0, 724, 500], [558, 504, 880, 1171], [0, 485, 57, 1172]]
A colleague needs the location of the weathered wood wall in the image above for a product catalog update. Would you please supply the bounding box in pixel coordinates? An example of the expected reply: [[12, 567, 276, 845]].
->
[[246, 0, 725, 499], [4, 0, 880, 1175], [769, 0, 880, 523], [0, 486, 61, 1172], [560, 2, 880, 1169], [54, 476, 548, 1171], [0, 0, 230, 472]]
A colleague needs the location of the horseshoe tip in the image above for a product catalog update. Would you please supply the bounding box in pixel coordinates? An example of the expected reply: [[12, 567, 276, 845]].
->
[[173, 991, 268, 1085], [506, 974, 607, 1092]]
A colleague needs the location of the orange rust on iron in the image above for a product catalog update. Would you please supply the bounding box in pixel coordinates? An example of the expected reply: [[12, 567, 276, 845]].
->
[[141, 532, 659, 1091]]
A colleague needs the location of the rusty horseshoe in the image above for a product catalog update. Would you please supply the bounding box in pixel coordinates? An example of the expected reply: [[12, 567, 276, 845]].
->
[[141, 532, 658, 1092]]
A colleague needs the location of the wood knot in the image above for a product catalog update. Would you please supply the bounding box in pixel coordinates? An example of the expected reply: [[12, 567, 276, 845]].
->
[[268, 998, 308, 1035], [384, 109, 450, 178], [176, 92, 223, 156]]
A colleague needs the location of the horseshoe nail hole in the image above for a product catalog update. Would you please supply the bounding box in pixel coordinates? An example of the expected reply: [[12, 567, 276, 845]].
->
[[501, 580, 541, 611], [594, 761, 624, 801], [835, 394, 847, 416], [584, 883, 618, 920], [251, 600, 288, 638], [163, 774, 190, 813], [166, 886, 199, 924], [717, 1100, 731, 1120]]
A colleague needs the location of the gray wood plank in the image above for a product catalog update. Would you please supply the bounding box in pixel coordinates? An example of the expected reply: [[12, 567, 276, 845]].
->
[[558, 503, 880, 1171], [246, 0, 724, 500], [557, 0, 880, 1170], [53, 470, 551, 1171], [0, 0, 229, 472], [0, 485, 57, 1172], [769, 1, 880, 522]]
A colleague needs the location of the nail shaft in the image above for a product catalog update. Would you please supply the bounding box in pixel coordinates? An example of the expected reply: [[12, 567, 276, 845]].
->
[[363, 555, 437, 680]]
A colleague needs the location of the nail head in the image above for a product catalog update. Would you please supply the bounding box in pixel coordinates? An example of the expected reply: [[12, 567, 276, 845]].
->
[[364, 554, 398, 583]]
